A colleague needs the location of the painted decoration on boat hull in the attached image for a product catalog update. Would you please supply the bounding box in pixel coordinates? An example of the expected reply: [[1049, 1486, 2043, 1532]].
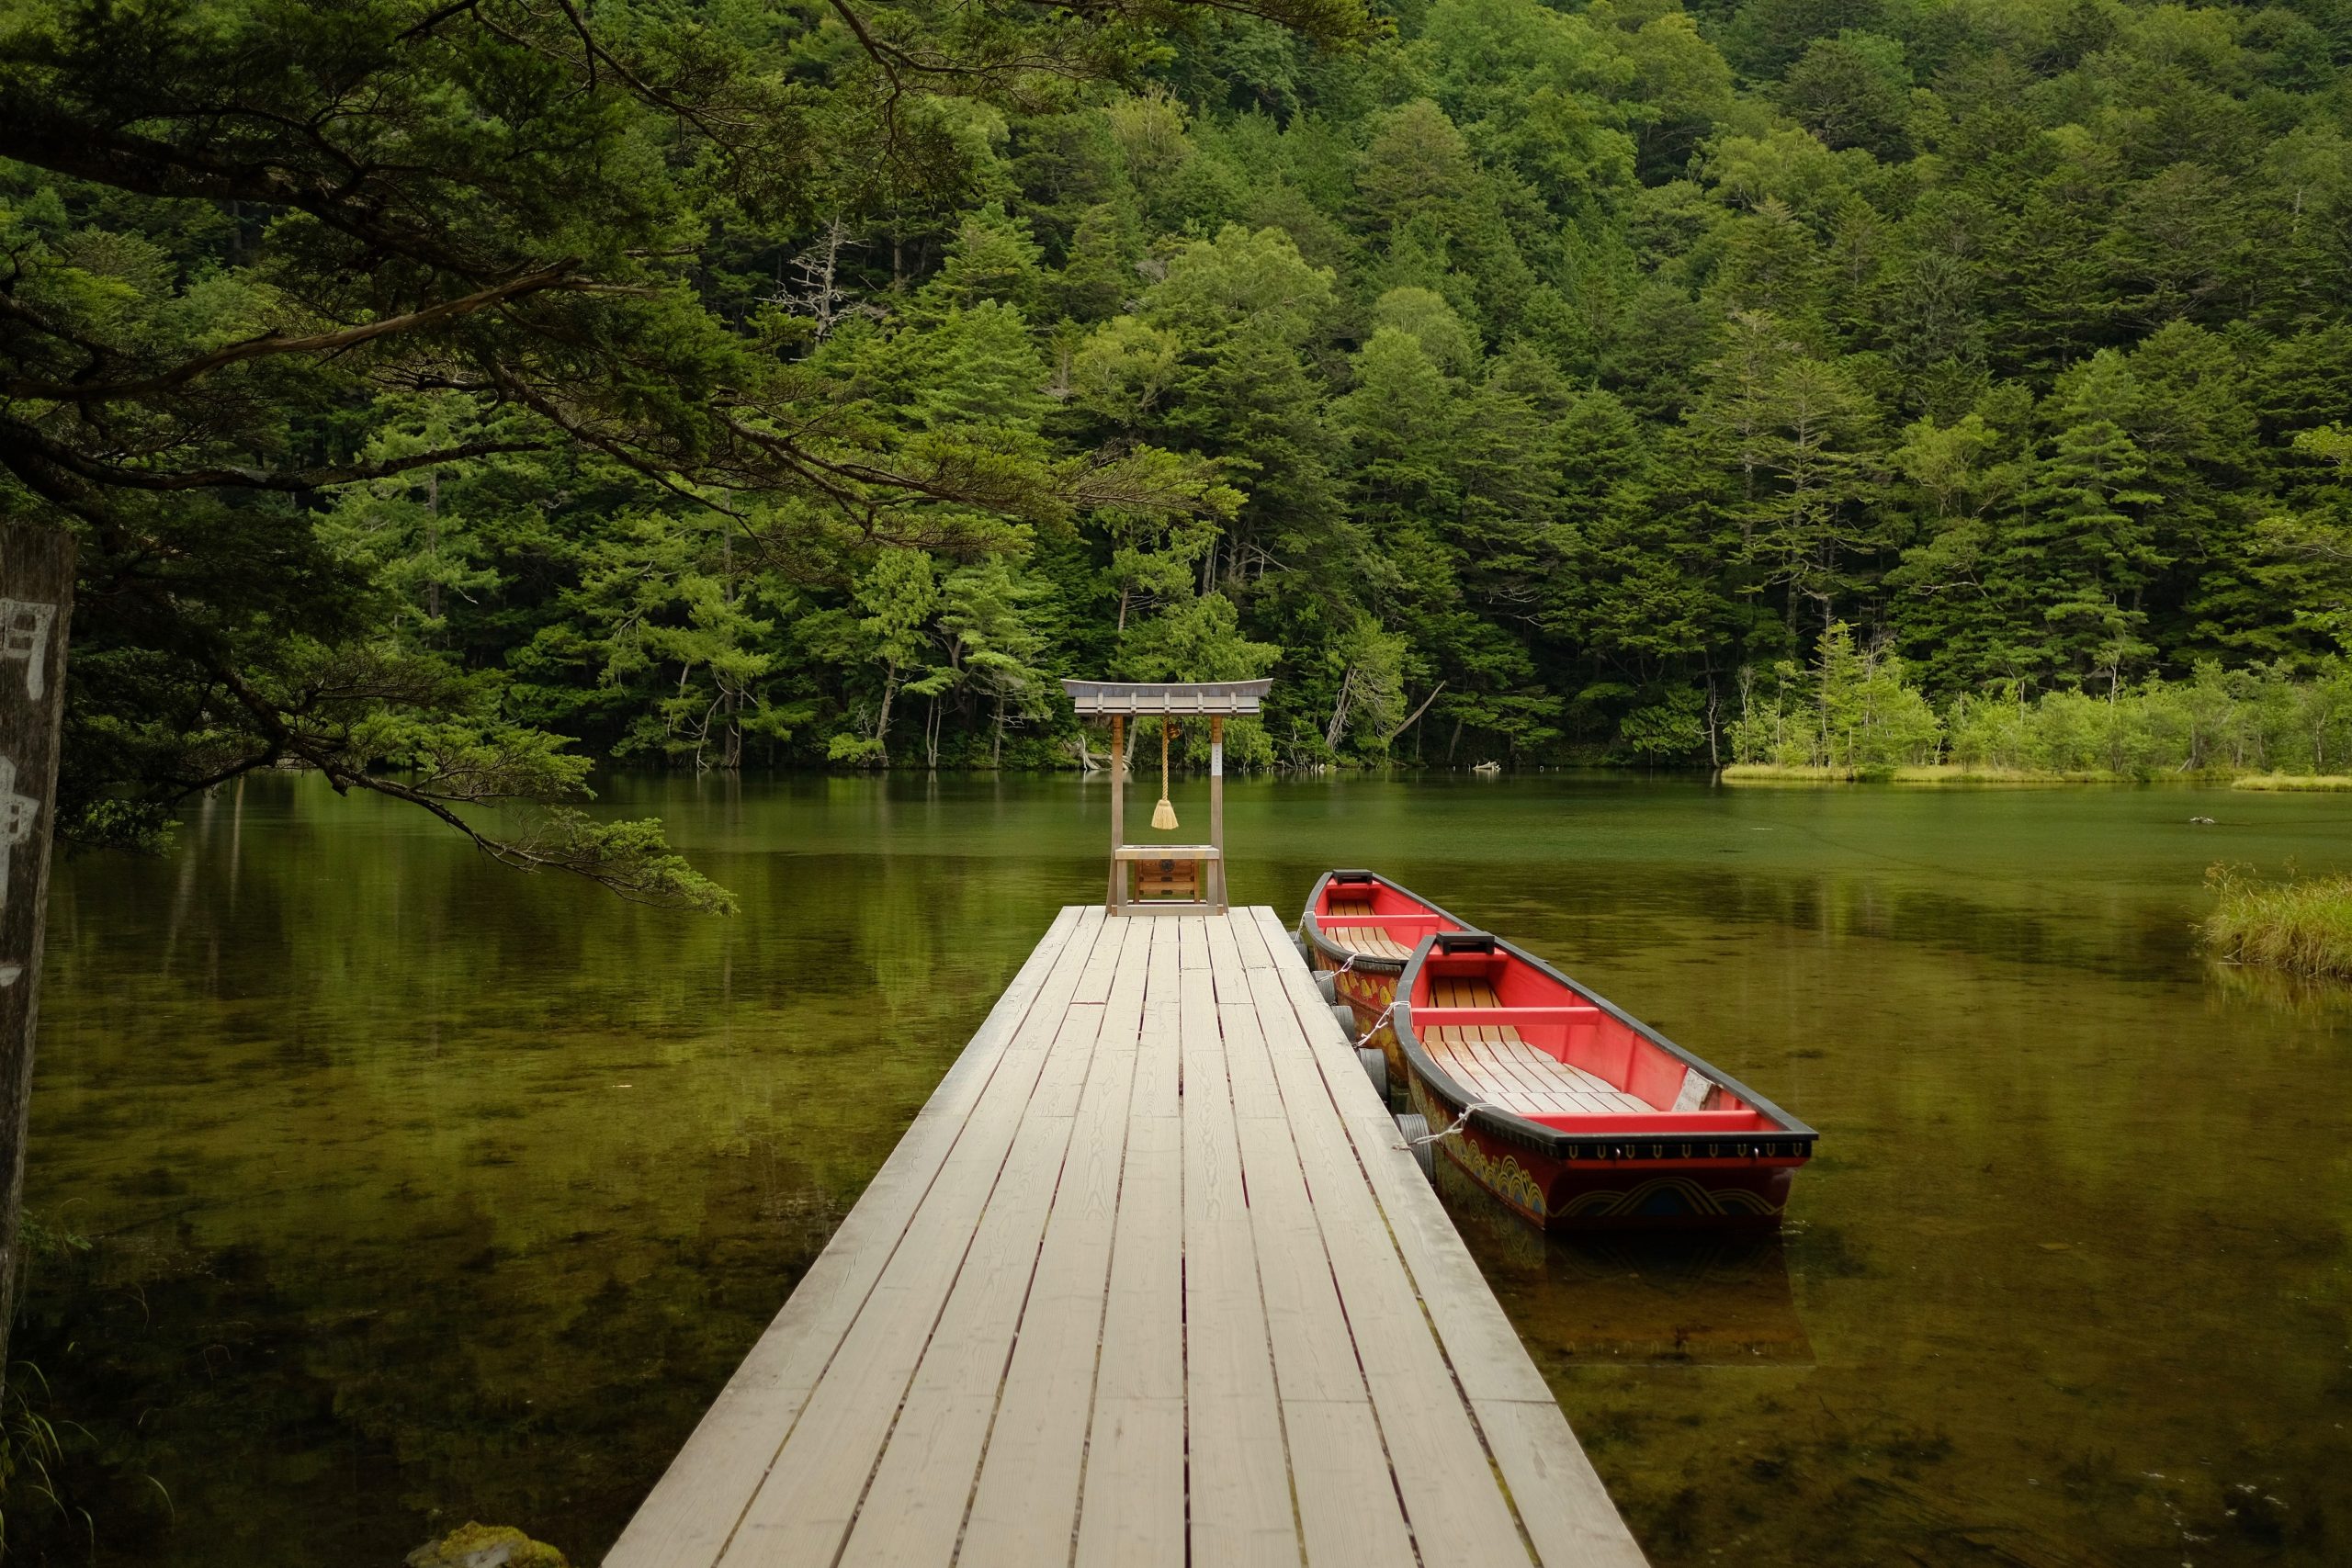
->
[[1406, 1073, 1799, 1232]]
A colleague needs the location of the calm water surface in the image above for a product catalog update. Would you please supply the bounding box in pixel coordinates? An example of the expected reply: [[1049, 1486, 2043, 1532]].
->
[[21, 773, 2352, 1565]]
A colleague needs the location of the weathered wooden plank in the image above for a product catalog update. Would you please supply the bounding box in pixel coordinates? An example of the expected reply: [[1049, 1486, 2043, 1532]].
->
[[1179, 959, 1299, 1565], [1178, 914, 1212, 971], [1075, 925, 1185, 1568], [711, 919, 1119, 1568], [1283, 1401, 1418, 1568], [1476, 1400, 1653, 1568], [955, 917, 1150, 1563], [1092, 1089, 1182, 1406], [1219, 1010, 1362, 1405], [1246, 908, 1555, 1403], [1237, 952, 1536, 1567], [1243, 908, 1646, 1568], [1074, 908, 1129, 1002], [738, 1097, 1073, 1565], [1229, 902, 1278, 968], [1217, 967, 1416, 1568], [1129, 919, 1182, 1120], [1216, 990, 1283, 1121], [606, 906, 1098, 1568], [1073, 1396, 1183, 1568], [1203, 908, 1245, 975], [831, 1021, 1094, 1566]]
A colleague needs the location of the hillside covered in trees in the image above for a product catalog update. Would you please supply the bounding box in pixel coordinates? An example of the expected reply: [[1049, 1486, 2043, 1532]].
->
[[7, 0, 2352, 848]]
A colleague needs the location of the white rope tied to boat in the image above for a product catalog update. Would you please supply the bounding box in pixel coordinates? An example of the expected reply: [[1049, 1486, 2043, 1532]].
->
[[1397, 1100, 1495, 1149], [1352, 1000, 1396, 1049]]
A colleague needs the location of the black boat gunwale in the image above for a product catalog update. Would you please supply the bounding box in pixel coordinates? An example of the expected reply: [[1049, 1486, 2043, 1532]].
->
[[1298, 869, 1477, 975], [1395, 930, 1819, 1162]]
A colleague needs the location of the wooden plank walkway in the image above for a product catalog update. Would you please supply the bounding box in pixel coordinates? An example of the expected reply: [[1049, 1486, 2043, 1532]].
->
[[606, 907, 1646, 1568]]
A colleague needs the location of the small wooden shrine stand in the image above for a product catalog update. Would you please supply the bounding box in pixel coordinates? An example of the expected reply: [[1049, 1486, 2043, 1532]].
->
[[1062, 679, 1272, 916]]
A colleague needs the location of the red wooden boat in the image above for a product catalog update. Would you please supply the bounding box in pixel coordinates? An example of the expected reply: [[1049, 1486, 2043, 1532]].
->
[[1395, 931, 1815, 1230], [1298, 871, 1474, 1099]]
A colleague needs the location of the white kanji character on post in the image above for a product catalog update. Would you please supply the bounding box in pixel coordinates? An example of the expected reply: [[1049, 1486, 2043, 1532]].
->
[[0, 599, 55, 701]]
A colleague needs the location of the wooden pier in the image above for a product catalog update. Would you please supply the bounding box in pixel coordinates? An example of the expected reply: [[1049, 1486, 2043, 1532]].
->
[[608, 906, 1645, 1568]]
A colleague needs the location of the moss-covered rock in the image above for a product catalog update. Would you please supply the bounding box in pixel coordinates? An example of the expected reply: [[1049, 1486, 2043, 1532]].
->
[[404, 1521, 571, 1568]]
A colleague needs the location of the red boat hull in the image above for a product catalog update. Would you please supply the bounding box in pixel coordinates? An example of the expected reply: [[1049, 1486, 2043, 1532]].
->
[[1404, 1067, 1798, 1228], [1394, 929, 1815, 1233]]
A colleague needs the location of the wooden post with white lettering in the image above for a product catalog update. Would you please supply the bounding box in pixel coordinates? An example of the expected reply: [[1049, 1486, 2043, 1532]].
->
[[0, 524, 74, 1396]]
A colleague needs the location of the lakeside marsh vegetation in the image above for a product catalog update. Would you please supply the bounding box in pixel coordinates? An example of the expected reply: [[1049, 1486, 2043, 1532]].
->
[[2201, 864, 2352, 980]]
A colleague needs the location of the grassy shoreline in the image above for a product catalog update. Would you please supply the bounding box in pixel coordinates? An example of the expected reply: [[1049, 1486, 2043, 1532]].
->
[[1721, 763, 2352, 787], [2202, 867, 2352, 979], [1721, 762, 2200, 784]]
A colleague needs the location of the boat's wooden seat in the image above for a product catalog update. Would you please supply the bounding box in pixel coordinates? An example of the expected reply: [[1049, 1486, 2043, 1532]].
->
[[1322, 897, 1415, 961], [1420, 977, 1654, 1115]]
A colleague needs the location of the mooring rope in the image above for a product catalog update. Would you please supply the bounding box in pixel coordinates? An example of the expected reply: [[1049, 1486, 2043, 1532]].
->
[[1399, 1099, 1494, 1149]]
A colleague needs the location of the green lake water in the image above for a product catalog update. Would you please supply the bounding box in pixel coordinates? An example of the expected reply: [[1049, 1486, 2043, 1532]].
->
[[18, 773, 2352, 1565]]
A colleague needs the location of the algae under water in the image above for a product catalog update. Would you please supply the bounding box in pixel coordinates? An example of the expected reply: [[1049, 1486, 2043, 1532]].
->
[[18, 772, 2352, 1565]]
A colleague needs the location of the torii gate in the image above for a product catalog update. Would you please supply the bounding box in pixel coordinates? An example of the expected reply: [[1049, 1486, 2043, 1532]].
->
[[1061, 679, 1272, 916]]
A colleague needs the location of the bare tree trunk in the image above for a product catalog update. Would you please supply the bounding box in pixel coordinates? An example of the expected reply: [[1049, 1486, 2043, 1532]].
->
[[1383, 682, 1444, 748], [1325, 667, 1354, 750], [874, 671, 898, 750], [0, 524, 74, 1403]]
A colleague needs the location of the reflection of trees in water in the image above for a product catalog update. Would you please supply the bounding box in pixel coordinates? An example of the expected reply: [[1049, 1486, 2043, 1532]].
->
[[28, 775, 1089, 1566], [10, 1159, 844, 1566], [29, 774, 2352, 1568]]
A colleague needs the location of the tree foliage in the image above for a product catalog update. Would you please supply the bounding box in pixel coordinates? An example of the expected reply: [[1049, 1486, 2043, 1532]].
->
[[10, 0, 2352, 895]]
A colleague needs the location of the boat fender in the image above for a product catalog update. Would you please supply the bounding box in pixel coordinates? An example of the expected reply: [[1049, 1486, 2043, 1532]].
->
[[1356, 1046, 1387, 1100], [1329, 1002, 1360, 1042], [1395, 1113, 1435, 1179], [1314, 972, 1338, 1005], [1294, 932, 1311, 963]]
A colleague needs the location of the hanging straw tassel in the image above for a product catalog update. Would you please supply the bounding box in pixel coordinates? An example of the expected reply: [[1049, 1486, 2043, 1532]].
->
[[1151, 718, 1180, 830]]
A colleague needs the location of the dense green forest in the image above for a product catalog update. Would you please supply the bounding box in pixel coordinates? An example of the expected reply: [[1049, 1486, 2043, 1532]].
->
[[6, 0, 2352, 891]]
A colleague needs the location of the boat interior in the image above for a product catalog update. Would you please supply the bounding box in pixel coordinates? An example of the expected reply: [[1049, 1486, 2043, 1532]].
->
[[1408, 946, 1783, 1135], [1311, 874, 1463, 962]]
